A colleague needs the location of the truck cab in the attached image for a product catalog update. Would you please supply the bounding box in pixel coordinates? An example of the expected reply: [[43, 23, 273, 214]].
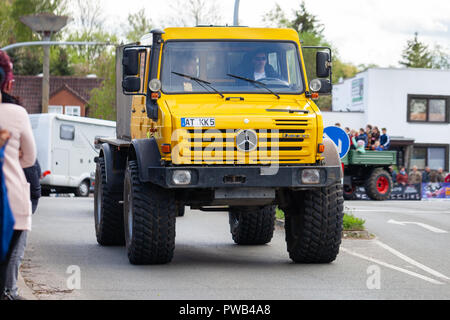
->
[[95, 27, 344, 265]]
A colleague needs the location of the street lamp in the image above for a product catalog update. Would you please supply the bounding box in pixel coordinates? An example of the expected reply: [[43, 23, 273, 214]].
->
[[233, 0, 240, 26], [20, 13, 69, 113]]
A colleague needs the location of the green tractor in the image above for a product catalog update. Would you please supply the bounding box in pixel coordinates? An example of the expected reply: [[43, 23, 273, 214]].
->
[[342, 150, 397, 200]]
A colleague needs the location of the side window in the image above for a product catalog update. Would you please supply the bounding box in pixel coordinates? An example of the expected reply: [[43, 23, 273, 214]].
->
[[267, 52, 279, 74], [286, 49, 300, 86], [60, 124, 75, 141]]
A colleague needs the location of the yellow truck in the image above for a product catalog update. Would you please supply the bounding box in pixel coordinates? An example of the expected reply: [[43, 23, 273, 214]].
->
[[94, 27, 343, 265]]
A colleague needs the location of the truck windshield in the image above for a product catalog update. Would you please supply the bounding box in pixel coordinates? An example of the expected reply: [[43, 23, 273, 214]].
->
[[161, 41, 304, 95]]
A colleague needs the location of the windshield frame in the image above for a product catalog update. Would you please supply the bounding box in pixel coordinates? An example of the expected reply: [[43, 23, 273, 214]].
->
[[159, 39, 306, 96]]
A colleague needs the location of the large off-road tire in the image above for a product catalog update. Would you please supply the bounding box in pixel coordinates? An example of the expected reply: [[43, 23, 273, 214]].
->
[[229, 206, 276, 245], [124, 160, 176, 265], [94, 158, 125, 246], [283, 182, 344, 263], [364, 168, 392, 201]]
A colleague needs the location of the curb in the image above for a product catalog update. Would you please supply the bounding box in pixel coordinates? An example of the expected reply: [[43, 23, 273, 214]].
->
[[18, 272, 37, 300], [276, 218, 373, 239], [275, 219, 285, 228]]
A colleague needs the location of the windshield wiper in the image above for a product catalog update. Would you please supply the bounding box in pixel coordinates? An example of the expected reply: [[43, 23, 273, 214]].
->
[[227, 74, 280, 99], [172, 72, 224, 98]]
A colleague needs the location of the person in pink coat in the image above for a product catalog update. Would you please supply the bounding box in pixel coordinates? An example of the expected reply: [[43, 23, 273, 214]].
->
[[0, 59, 37, 299]]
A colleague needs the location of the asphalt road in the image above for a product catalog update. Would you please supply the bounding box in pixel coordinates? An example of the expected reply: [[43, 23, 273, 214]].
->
[[21, 197, 450, 300]]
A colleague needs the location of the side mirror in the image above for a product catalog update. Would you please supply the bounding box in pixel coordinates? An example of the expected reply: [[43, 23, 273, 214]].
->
[[122, 77, 141, 93], [310, 79, 332, 94], [123, 49, 139, 76], [316, 51, 331, 78]]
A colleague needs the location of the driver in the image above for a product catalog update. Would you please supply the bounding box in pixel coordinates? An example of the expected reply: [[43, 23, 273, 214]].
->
[[248, 50, 279, 81], [173, 54, 198, 92]]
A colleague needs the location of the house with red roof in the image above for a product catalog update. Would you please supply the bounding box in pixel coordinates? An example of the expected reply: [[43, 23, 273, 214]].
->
[[12, 76, 103, 116]]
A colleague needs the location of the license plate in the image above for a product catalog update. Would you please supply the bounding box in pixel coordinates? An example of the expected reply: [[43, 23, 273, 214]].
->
[[181, 118, 215, 127]]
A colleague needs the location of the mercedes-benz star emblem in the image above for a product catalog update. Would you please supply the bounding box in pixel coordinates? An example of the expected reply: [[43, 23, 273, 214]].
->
[[236, 129, 258, 152]]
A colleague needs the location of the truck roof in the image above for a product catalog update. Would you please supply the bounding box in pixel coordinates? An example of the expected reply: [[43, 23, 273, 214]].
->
[[29, 113, 116, 127], [161, 27, 300, 42]]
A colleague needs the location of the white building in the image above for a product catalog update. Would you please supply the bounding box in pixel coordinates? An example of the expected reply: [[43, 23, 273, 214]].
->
[[322, 68, 450, 172]]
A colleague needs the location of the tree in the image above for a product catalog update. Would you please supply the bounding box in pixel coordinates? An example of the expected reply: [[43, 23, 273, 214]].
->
[[125, 8, 152, 43], [263, 2, 360, 111], [65, 0, 117, 75], [263, 1, 324, 38], [50, 47, 73, 75], [399, 32, 433, 68], [87, 53, 116, 120], [2, 0, 68, 75], [164, 0, 223, 27], [431, 44, 450, 69]]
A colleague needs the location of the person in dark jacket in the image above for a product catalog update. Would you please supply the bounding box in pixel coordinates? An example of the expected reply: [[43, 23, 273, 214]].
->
[[379, 128, 390, 150], [355, 128, 368, 147], [23, 161, 41, 214], [240, 50, 280, 81], [422, 167, 431, 183], [389, 166, 397, 183]]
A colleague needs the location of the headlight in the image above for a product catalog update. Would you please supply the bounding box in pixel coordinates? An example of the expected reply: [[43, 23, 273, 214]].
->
[[172, 170, 192, 185], [149, 78, 162, 92], [310, 79, 322, 92], [301, 169, 321, 184]]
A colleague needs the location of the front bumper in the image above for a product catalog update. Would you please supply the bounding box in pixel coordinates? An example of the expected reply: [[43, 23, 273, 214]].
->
[[148, 165, 341, 189]]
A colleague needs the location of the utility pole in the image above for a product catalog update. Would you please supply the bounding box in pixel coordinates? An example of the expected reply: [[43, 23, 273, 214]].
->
[[233, 0, 240, 26], [20, 13, 68, 114]]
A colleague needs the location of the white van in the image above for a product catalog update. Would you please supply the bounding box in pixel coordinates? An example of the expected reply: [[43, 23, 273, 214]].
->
[[29, 114, 116, 197]]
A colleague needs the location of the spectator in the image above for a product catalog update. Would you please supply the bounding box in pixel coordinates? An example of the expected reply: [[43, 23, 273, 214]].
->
[[365, 125, 373, 149], [373, 141, 383, 151], [0, 50, 37, 300], [430, 168, 445, 183], [334, 123, 341, 128], [349, 129, 357, 149], [389, 166, 397, 183], [445, 172, 450, 183], [422, 166, 431, 183], [379, 128, 390, 150], [408, 165, 422, 185], [396, 167, 408, 186], [355, 128, 368, 147], [370, 127, 380, 149], [351, 136, 366, 153]]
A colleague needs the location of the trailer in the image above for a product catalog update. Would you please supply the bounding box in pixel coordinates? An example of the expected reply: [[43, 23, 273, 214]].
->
[[29, 114, 116, 196]]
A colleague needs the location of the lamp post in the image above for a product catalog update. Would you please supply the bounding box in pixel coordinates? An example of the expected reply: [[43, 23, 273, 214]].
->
[[233, 0, 240, 26], [20, 13, 68, 113]]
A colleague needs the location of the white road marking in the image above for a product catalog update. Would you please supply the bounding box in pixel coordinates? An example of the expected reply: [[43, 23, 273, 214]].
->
[[387, 219, 448, 234], [346, 208, 450, 214], [374, 240, 450, 281], [340, 247, 445, 285]]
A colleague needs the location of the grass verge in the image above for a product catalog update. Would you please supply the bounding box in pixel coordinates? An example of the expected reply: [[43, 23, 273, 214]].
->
[[275, 208, 366, 232]]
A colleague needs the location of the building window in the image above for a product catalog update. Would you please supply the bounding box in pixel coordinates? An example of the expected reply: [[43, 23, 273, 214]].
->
[[411, 144, 449, 171], [407, 95, 449, 123], [65, 106, 81, 117], [49, 105, 63, 114]]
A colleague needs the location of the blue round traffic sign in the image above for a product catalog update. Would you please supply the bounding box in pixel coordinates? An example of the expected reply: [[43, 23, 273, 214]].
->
[[323, 126, 350, 159]]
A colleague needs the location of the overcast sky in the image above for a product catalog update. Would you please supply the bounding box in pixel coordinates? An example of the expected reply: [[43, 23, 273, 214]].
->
[[87, 0, 450, 68]]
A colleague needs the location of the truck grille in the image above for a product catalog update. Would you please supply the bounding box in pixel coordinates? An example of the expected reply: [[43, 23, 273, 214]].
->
[[173, 119, 314, 165]]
